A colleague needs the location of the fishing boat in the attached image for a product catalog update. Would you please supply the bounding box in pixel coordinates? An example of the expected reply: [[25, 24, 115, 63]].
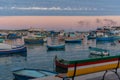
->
[[24, 34, 47, 44], [12, 68, 57, 80], [0, 43, 27, 55], [95, 27, 114, 41], [47, 43, 65, 50], [65, 32, 82, 43], [0, 39, 4, 43], [96, 36, 114, 41], [87, 31, 96, 39], [89, 46, 109, 56], [7, 33, 22, 39], [47, 37, 65, 50], [24, 38, 44, 44], [55, 55, 120, 78], [65, 38, 81, 43], [109, 28, 120, 40]]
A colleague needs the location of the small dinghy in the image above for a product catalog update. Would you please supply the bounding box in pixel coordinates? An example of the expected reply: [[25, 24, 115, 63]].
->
[[12, 68, 57, 80], [89, 46, 109, 56], [47, 43, 65, 50], [0, 43, 27, 55], [65, 38, 81, 43], [47, 37, 65, 50]]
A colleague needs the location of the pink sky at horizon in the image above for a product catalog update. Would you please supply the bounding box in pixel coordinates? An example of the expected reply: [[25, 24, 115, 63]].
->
[[0, 16, 120, 31]]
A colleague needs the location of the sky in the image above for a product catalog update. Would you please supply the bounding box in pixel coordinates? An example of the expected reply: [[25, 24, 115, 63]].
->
[[0, 16, 120, 31], [0, 0, 120, 16], [0, 0, 120, 30]]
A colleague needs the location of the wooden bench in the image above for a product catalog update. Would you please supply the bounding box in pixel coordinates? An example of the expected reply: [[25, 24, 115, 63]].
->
[[55, 55, 120, 80]]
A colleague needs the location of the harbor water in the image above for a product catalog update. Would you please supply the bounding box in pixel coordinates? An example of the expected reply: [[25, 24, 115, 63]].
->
[[0, 38, 120, 80]]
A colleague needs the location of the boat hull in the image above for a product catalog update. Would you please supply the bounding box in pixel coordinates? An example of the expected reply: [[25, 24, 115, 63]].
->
[[0, 45, 27, 55], [113, 36, 120, 40], [13, 69, 57, 80], [87, 36, 96, 39], [89, 47, 109, 56], [47, 44, 65, 50], [55, 55, 120, 77], [96, 37, 114, 41], [65, 39, 81, 43], [24, 39, 44, 44]]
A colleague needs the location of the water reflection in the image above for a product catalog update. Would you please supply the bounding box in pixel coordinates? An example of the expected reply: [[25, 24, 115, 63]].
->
[[88, 54, 105, 58], [0, 53, 27, 80]]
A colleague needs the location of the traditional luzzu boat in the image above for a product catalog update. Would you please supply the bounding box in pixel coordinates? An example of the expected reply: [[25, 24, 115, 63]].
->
[[89, 46, 109, 56], [55, 55, 120, 79], [24, 34, 47, 44], [95, 28, 114, 41], [47, 37, 65, 50], [0, 43, 27, 55], [24, 38, 44, 44], [7, 33, 22, 39], [12, 68, 57, 80], [65, 38, 81, 43], [65, 32, 82, 43], [47, 43, 65, 50], [96, 36, 114, 41]]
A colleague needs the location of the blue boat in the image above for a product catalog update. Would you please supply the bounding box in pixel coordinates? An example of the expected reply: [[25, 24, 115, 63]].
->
[[24, 34, 47, 44], [89, 46, 109, 56], [0, 43, 27, 55], [12, 68, 57, 80], [87, 35, 96, 39], [7, 33, 22, 39], [65, 38, 81, 43], [24, 38, 44, 44], [96, 36, 114, 41], [47, 43, 65, 50], [87, 31, 96, 39], [47, 37, 65, 50]]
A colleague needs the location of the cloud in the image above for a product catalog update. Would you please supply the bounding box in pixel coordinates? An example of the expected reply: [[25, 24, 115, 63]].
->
[[0, 7, 4, 9], [0, 6, 103, 11]]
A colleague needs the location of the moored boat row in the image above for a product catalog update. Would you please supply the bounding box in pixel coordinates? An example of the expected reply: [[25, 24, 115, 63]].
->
[[1, 27, 120, 80]]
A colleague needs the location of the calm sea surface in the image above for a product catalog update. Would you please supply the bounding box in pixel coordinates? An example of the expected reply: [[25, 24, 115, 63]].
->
[[0, 37, 120, 80]]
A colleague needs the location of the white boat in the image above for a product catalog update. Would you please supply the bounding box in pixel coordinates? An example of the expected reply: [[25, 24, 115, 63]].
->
[[89, 46, 109, 56], [0, 43, 27, 55]]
